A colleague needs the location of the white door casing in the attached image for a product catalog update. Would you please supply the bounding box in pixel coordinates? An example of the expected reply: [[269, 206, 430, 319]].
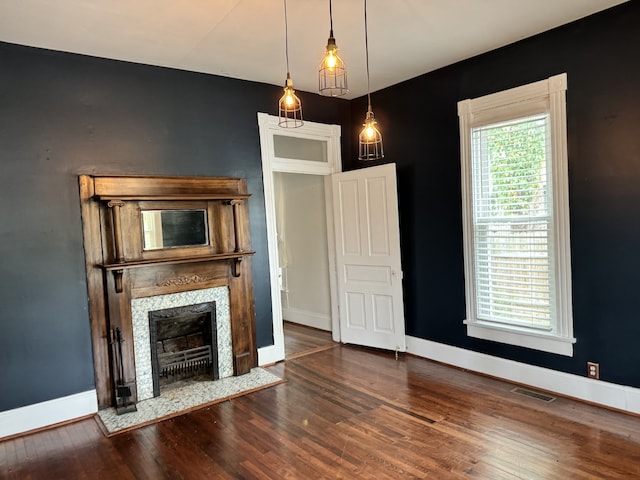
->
[[257, 113, 342, 366], [331, 163, 406, 352]]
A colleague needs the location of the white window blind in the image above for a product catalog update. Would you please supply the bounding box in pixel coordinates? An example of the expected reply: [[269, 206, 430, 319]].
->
[[471, 114, 554, 330]]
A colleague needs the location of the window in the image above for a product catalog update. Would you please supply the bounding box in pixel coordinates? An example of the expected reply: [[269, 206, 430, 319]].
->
[[458, 74, 575, 356], [273, 135, 328, 163]]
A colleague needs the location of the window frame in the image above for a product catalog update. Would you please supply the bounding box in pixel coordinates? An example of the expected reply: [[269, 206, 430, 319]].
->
[[458, 73, 575, 356]]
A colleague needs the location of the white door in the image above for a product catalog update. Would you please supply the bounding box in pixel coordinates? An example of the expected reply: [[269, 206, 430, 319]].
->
[[331, 163, 406, 351]]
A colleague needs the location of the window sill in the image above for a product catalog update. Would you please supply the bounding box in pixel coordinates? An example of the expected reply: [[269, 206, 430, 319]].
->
[[464, 320, 575, 356]]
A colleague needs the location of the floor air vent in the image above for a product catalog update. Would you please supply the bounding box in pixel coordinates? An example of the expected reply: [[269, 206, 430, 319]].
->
[[510, 387, 556, 403]]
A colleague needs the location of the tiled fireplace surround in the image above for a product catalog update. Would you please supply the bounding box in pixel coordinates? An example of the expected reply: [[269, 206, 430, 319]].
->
[[131, 287, 233, 401]]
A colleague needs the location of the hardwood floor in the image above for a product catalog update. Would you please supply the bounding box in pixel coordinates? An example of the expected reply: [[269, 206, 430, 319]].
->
[[284, 321, 335, 359], [3, 345, 640, 479]]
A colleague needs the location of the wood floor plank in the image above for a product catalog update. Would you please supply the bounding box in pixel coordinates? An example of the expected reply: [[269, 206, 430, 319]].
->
[[0, 436, 9, 476], [284, 321, 334, 359], [3, 338, 640, 479]]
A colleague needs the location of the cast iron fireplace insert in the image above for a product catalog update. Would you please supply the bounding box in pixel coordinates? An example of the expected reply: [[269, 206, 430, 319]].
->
[[148, 301, 218, 397]]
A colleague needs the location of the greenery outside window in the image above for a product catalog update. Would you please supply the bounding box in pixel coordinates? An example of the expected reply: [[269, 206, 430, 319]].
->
[[458, 73, 575, 356]]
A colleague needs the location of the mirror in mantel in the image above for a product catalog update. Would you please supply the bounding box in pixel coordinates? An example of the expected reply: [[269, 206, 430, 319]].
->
[[142, 209, 209, 251]]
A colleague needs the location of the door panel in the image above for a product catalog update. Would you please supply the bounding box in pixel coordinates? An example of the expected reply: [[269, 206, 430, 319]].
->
[[372, 294, 394, 333], [346, 292, 367, 329], [337, 179, 362, 256], [365, 176, 391, 256], [331, 163, 406, 351], [344, 264, 391, 283]]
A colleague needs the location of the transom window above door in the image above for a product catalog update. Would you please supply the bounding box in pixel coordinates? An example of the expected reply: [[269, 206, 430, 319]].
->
[[273, 135, 328, 163]]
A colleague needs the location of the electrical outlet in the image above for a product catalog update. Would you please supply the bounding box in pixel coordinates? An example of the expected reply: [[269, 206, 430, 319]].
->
[[587, 362, 599, 379]]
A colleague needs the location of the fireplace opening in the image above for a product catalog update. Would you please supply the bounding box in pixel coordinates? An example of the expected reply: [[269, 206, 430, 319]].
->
[[148, 302, 218, 397]]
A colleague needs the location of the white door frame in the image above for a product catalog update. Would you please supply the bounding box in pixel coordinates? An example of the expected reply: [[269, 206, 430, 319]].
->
[[256, 112, 342, 366]]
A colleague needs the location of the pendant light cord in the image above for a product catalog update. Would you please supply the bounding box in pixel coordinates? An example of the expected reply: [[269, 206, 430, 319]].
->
[[284, 0, 290, 74], [329, 0, 334, 36], [364, 0, 371, 111]]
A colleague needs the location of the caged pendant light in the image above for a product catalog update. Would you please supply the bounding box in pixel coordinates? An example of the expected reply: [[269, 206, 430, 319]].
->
[[318, 0, 348, 96], [358, 0, 384, 160], [278, 0, 303, 128]]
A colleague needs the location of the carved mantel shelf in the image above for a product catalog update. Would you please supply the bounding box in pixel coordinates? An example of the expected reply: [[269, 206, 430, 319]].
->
[[94, 193, 251, 201], [100, 251, 255, 270], [79, 175, 258, 410], [101, 252, 255, 292]]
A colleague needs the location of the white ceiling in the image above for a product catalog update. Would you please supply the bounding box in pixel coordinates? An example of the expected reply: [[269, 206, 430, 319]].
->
[[0, 0, 628, 99]]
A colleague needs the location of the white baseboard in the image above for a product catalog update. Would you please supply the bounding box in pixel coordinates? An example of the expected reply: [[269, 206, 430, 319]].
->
[[0, 390, 98, 439], [282, 307, 331, 331], [406, 336, 640, 415], [258, 343, 285, 366]]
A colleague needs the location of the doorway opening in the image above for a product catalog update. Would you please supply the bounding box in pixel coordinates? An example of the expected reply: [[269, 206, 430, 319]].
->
[[273, 172, 336, 359], [274, 172, 331, 331], [257, 113, 342, 365]]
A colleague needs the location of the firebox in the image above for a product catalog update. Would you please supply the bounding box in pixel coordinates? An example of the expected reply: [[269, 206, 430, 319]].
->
[[148, 301, 218, 397]]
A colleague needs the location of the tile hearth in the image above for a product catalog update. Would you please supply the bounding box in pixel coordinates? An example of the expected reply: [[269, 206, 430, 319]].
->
[[97, 367, 283, 434]]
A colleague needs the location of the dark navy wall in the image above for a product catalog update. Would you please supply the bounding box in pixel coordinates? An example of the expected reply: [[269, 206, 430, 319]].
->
[[346, 2, 640, 387], [0, 42, 350, 411]]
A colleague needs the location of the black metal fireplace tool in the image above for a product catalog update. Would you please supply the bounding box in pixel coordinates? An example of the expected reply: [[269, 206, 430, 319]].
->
[[110, 327, 137, 414]]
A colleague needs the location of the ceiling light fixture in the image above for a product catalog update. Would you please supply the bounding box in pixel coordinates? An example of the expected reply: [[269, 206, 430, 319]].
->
[[278, 0, 303, 128], [358, 0, 384, 160], [319, 0, 348, 96]]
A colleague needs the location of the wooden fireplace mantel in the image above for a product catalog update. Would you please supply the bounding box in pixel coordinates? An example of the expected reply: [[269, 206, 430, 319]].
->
[[79, 175, 258, 409], [100, 251, 255, 293]]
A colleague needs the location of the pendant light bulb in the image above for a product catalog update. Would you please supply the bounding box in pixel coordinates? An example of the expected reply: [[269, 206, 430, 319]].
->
[[365, 125, 374, 138], [324, 45, 337, 69], [278, 0, 303, 128], [319, 0, 348, 96], [363, 118, 376, 141], [284, 82, 296, 106]]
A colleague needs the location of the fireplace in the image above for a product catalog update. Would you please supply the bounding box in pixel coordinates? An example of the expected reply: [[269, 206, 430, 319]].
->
[[149, 302, 217, 396], [132, 287, 234, 401], [79, 175, 258, 410]]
